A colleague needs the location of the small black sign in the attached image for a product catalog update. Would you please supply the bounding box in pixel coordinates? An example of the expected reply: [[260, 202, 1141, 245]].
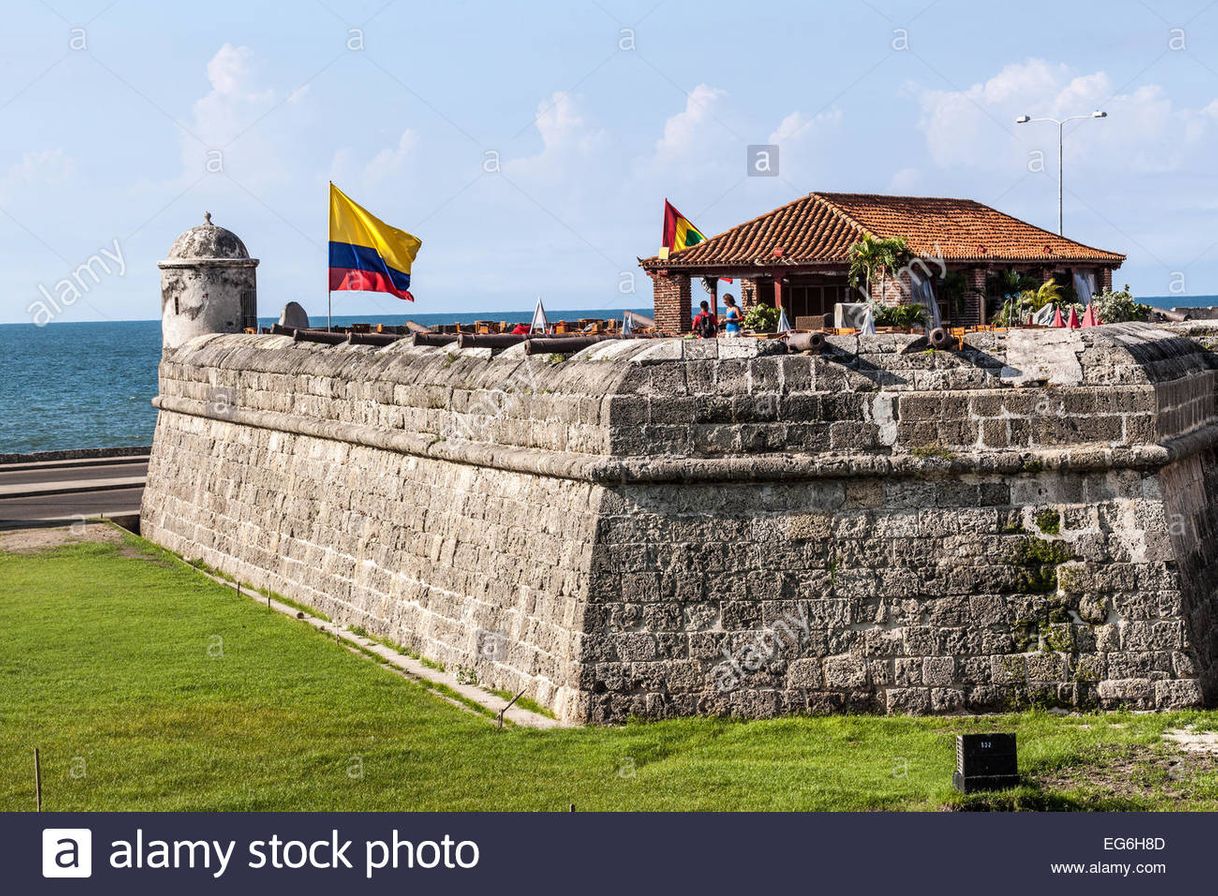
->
[[953, 733, 1019, 793]]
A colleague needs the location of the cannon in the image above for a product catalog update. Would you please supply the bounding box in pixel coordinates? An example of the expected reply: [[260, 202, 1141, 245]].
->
[[456, 333, 528, 350], [524, 335, 617, 355], [412, 332, 459, 347], [292, 328, 348, 345], [348, 331, 404, 347], [928, 327, 955, 350], [784, 331, 827, 352]]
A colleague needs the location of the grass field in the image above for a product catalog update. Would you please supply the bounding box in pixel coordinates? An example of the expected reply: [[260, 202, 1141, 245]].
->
[[3, 528, 1218, 812]]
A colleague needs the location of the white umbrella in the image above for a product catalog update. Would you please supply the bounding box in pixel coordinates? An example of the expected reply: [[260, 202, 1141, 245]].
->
[[776, 307, 792, 333], [622, 311, 633, 335], [530, 297, 549, 333]]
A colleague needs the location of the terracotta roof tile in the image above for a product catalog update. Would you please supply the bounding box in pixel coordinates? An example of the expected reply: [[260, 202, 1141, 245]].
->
[[641, 192, 1124, 269]]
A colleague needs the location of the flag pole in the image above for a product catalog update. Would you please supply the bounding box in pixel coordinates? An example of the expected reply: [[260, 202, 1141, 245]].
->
[[327, 181, 332, 332]]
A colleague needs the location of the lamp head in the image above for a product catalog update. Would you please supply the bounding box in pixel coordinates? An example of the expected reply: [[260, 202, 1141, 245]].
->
[[1092, 110, 1107, 118], [1015, 115, 1031, 124]]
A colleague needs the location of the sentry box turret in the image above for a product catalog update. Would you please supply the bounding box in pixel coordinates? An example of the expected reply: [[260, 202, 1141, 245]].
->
[[953, 733, 1019, 793]]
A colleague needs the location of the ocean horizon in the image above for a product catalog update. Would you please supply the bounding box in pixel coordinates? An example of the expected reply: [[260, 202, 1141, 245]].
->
[[2, 297, 1215, 455], [0, 308, 650, 455]]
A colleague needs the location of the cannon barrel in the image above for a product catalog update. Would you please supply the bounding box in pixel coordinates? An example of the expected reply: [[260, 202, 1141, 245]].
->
[[524, 335, 617, 355], [456, 333, 528, 349], [412, 332, 459, 347], [348, 331, 404, 347], [928, 327, 954, 350], [784, 331, 827, 352], [293, 328, 348, 345]]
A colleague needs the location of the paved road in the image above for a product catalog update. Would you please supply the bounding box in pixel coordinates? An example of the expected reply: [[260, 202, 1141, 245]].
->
[[0, 456, 147, 527]]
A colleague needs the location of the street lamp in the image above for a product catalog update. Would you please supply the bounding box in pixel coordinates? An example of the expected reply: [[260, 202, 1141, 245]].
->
[[1015, 111, 1107, 234]]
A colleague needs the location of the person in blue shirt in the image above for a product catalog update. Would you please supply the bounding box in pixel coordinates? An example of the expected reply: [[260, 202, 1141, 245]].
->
[[722, 294, 742, 336]]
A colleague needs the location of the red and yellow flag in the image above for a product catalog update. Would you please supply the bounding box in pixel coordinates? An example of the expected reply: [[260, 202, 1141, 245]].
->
[[661, 199, 705, 255]]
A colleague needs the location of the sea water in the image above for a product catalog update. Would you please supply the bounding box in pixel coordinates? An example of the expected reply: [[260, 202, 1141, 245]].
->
[[0, 310, 649, 455]]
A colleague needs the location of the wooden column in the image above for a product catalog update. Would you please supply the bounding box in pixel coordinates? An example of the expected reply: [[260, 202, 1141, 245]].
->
[[966, 267, 988, 326]]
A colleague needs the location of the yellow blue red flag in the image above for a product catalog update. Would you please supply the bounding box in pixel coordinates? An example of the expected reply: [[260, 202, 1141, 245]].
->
[[328, 183, 422, 301]]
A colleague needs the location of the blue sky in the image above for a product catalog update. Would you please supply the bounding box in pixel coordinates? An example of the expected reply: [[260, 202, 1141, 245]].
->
[[2, 0, 1217, 324]]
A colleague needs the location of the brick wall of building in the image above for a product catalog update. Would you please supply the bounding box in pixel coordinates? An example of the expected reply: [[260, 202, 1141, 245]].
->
[[650, 271, 691, 334]]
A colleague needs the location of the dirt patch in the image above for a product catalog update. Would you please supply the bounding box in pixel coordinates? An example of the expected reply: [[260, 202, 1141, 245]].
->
[[949, 740, 1218, 811], [0, 523, 127, 554], [1164, 727, 1218, 755], [1036, 743, 1218, 803]]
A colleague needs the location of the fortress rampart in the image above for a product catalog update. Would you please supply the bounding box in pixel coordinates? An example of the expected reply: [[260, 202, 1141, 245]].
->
[[141, 324, 1218, 723]]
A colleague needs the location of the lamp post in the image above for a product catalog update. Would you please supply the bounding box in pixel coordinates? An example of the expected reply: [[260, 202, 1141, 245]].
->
[[1015, 111, 1107, 234]]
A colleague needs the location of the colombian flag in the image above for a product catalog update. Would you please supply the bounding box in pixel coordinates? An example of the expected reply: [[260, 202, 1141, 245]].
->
[[329, 183, 421, 301], [662, 199, 705, 254]]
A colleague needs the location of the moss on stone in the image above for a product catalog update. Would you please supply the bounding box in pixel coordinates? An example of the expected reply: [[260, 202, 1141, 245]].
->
[[1034, 508, 1062, 535], [1011, 535, 1074, 594], [1043, 623, 1074, 652], [911, 443, 955, 460]]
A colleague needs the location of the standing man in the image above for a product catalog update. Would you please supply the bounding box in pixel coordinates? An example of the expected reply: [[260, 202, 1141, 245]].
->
[[692, 300, 718, 338]]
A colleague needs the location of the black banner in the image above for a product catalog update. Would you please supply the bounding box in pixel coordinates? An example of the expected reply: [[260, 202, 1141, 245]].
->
[[6, 811, 1201, 893]]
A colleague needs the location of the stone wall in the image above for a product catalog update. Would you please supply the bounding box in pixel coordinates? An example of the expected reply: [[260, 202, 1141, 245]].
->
[[142, 324, 1218, 722]]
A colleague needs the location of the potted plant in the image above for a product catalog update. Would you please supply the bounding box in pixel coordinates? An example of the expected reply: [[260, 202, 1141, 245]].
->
[[742, 304, 781, 334], [872, 302, 926, 332]]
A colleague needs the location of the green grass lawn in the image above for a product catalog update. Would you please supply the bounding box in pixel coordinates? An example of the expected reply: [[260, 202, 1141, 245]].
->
[[3, 529, 1218, 812]]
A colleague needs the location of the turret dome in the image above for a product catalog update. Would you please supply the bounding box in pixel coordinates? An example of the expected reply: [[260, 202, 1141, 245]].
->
[[165, 211, 250, 261]]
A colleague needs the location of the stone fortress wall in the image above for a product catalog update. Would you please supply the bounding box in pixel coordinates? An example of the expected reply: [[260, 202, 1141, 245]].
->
[[141, 324, 1218, 723]]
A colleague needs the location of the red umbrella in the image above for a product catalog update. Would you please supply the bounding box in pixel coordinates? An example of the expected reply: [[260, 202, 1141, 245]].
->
[[1051, 306, 1065, 328], [1067, 306, 1080, 329], [1081, 304, 1098, 327]]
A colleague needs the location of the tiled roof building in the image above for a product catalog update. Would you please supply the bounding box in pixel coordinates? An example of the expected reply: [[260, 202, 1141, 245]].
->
[[639, 192, 1125, 333]]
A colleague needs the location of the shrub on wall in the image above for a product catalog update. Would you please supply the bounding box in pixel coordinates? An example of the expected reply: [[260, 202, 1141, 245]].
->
[[743, 304, 780, 333], [1092, 285, 1152, 323], [872, 303, 926, 328]]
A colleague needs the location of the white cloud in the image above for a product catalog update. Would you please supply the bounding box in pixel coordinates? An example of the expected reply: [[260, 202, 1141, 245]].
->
[[916, 59, 1218, 174], [765, 108, 843, 184], [768, 108, 841, 144], [888, 166, 922, 193], [653, 84, 725, 165], [0, 149, 73, 197], [180, 44, 280, 184], [194, 44, 274, 137], [506, 91, 605, 180], [364, 130, 418, 184]]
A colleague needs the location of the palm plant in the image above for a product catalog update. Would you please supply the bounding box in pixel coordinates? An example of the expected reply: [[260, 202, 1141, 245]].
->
[[993, 277, 1065, 326], [1029, 277, 1062, 310], [848, 236, 912, 300]]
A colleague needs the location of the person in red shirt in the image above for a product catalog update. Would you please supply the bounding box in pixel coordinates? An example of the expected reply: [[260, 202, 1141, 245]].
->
[[692, 300, 718, 338]]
